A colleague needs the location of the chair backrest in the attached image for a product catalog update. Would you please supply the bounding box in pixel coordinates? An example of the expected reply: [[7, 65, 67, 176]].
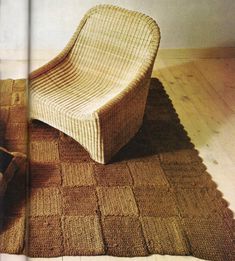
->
[[68, 5, 161, 81], [30, 5, 160, 81]]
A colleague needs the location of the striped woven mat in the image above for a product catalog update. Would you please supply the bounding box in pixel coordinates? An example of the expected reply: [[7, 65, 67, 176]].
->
[[0, 78, 234, 260]]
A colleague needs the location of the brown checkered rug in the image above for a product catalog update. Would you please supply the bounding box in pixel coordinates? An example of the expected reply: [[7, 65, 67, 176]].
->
[[0, 78, 234, 260]]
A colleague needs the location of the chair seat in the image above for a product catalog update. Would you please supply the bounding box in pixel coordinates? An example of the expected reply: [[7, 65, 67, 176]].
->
[[31, 60, 141, 118]]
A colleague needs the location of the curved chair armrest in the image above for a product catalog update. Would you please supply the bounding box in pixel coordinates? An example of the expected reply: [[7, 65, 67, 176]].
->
[[94, 68, 152, 163], [95, 65, 152, 120], [29, 15, 88, 80]]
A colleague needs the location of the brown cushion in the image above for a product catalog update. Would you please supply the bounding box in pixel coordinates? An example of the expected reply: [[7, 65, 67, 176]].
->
[[0, 147, 26, 198], [0, 149, 14, 173]]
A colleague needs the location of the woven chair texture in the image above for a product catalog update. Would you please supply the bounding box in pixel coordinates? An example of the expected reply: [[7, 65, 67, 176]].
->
[[29, 5, 161, 164]]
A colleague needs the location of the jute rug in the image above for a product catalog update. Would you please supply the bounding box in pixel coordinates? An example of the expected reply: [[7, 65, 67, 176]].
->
[[0, 78, 234, 260]]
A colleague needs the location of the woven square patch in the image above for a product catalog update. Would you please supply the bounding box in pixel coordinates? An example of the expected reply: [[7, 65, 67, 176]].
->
[[4, 188, 26, 216], [61, 162, 95, 187], [159, 149, 200, 165], [30, 120, 59, 141], [0, 79, 13, 93], [62, 186, 98, 216], [182, 218, 234, 261], [5, 123, 27, 141], [8, 106, 27, 123], [0, 93, 12, 106], [11, 91, 26, 106], [59, 139, 91, 162], [4, 140, 27, 154], [127, 160, 169, 187], [30, 162, 61, 188], [28, 216, 63, 257], [141, 217, 190, 255], [29, 187, 61, 216], [62, 216, 105, 255], [30, 141, 59, 163], [102, 216, 148, 256], [13, 79, 26, 91], [175, 188, 230, 218], [94, 162, 132, 186], [97, 186, 138, 216], [0, 107, 9, 122], [0, 217, 25, 253], [163, 167, 211, 188], [134, 187, 179, 217]]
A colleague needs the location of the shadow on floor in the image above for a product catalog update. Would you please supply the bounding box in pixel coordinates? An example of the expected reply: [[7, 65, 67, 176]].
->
[[112, 78, 194, 163]]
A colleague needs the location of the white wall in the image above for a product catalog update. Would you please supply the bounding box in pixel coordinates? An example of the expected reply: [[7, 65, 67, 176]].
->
[[1, 0, 235, 60], [0, 0, 29, 60]]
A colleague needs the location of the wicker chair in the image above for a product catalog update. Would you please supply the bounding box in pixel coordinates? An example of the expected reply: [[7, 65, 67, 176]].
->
[[29, 5, 160, 164]]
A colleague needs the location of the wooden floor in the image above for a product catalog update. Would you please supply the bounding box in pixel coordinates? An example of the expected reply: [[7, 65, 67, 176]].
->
[[0, 49, 234, 261]]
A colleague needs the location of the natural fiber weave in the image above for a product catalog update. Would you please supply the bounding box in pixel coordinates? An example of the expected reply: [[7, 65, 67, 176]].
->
[[0, 78, 234, 260], [29, 5, 161, 164]]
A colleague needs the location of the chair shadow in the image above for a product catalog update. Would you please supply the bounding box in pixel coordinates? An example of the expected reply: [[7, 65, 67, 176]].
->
[[0, 120, 7, 147], [0, 159, 56, 234], [0, 160, 27, 233], [0, 123, 54, 233], [112, 78, 194, 163]]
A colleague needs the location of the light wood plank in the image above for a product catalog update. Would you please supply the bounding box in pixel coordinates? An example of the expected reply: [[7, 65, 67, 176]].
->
[[0, 254, 27, 261], [26, 257, 63, 261], [78, 256, 204, 261], [193, 59, 235, 112]]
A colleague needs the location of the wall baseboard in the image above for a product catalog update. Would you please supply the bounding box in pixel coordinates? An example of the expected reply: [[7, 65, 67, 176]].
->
[[1, 47, 235, 61], [157, 47, 235, 59], [0, 49, 59, 61], [0, 49, 28, 61]]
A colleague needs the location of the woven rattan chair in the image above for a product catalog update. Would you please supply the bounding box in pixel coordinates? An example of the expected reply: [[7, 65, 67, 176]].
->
[[29, 5, 160, 164]]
